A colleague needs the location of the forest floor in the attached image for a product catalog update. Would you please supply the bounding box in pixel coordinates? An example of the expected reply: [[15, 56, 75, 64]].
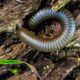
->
[[0, 0, 80, 80]]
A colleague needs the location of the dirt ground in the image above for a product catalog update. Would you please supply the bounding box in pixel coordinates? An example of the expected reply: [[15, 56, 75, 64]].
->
[[0, 0, 80, 80]]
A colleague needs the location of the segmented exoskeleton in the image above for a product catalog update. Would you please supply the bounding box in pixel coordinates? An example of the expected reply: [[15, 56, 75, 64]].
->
[[18, 9, 76, 52]]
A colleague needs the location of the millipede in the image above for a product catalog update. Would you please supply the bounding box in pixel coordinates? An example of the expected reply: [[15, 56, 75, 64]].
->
[[18, 9, 76, 52]]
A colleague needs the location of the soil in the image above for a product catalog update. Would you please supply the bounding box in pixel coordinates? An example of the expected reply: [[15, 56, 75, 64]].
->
[[0, 0, 80, 80]]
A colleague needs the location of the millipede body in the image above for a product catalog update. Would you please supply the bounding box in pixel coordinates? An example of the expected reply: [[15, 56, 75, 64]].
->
[[18, 9, 76, 52]]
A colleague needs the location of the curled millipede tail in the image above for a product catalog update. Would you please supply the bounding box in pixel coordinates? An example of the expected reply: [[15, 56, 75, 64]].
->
[[18, 9, 76, 52]]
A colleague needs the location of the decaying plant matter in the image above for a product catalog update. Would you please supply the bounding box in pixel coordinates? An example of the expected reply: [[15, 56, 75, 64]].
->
[[0, 0, 80, 80], [0, 0, 41, 33]]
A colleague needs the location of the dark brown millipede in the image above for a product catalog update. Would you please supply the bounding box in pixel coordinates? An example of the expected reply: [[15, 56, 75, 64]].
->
[[18, 9, 76, 52]]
